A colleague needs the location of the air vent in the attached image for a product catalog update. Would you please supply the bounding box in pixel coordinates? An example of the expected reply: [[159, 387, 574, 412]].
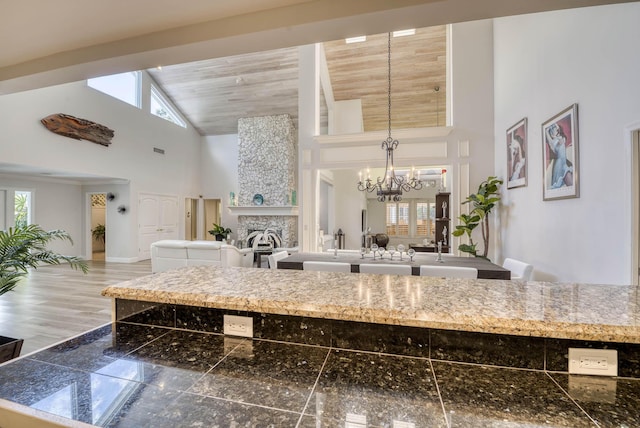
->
[[153, 147, 165, 154]]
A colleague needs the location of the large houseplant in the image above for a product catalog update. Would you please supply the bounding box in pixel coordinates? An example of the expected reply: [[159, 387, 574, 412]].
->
[[0, 224, 88, 296], [452, 176, 503, 260], [0, 224, 88, 361]]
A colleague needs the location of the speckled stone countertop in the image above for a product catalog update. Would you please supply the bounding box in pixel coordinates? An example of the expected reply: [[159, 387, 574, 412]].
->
[[102, 266, 640, 343]]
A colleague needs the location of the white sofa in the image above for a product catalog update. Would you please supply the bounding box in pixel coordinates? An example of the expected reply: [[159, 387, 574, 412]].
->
[[150, 240, 254, 273]]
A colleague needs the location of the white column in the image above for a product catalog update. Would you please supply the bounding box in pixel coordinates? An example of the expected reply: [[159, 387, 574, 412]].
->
[[298, 44, 320, 252]]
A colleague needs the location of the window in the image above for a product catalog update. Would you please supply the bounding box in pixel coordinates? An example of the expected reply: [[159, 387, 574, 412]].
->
[[14, 191, 32, 227], [88, 71, 141, 108], [386, 200, 434, 237], [416, 202, 435, 237], [386, 202, 409, 236], [150, 85, 186, 127]]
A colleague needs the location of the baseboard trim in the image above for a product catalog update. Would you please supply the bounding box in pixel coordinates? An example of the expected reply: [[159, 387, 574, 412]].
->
[[105, 257, 140, 263]]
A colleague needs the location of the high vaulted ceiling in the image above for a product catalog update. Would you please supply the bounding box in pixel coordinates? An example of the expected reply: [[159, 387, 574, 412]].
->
[[147, 47, 300, 136], [147, 25, 447, 135], [324, 26, 447, 132]]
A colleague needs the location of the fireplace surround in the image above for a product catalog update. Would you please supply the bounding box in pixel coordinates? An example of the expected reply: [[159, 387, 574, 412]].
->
[[235, 114, 298, 248]]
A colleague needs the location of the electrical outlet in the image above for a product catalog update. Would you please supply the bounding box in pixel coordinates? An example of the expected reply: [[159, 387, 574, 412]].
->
[[568, 348, 618, 376], [223, 315, 253, 338]]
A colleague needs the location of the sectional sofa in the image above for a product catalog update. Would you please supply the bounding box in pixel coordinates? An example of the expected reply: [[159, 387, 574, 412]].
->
[[150, 240, 254, 273]]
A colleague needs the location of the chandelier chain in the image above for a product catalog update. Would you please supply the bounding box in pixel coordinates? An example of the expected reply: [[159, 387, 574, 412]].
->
[[387, 32, 391, 141], [356, 31, 424, 201]]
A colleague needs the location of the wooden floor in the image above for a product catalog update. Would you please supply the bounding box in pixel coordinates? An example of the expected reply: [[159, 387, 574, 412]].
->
[[0, 260, 152, 356]]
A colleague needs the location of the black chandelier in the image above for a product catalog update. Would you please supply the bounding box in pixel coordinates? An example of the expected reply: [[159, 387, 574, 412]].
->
[[357, 33, 422, 202]]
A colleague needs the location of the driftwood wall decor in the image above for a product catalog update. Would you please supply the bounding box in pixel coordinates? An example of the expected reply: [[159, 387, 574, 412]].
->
[[41, 113, 114, 147]]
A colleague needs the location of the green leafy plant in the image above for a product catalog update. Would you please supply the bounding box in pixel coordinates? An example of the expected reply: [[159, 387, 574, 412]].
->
[[0, 224, 88, 296], [14, 193, 28, 228], [208, 223, 232, 241], [92, 224, 106, 244], [452, 176, 503, 260]]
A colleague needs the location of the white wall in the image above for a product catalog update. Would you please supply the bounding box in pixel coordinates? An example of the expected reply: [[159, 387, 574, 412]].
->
[[201, 134, 239, 241], [0, 72, 203, 259], [0, 176, 83, 255], [448, 20, 497, 258], [494, 3, 640, 284], [332, 169, 367, 249]]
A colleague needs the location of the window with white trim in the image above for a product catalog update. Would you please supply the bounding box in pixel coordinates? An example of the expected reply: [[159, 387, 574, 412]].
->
[[88, 71, 141, 108], [386, 199, 435, 237], [386, 202, 409, 236], [150, 85, 186, 127]]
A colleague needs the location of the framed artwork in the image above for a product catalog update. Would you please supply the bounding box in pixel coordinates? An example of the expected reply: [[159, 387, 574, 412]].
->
[[542, 104, 579, 200], [506, 118, 527, 189]]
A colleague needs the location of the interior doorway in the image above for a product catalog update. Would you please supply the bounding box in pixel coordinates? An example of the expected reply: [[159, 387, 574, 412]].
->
[[90, 193, 106, 261], [185, 198, 198, 240], [203, 199, 221, 241]]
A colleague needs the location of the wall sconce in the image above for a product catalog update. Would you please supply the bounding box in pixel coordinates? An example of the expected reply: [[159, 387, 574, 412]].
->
[[106, 192, 116, 201], [117, 205, 127, 214]]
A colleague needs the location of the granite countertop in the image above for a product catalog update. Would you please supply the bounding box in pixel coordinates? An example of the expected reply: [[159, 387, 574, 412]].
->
[[102, 266, 640, 343]]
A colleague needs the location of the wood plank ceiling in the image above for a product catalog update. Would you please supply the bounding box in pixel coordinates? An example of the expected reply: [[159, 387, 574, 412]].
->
[[324, 26, 447, 132], [148, 26, 446, 136]]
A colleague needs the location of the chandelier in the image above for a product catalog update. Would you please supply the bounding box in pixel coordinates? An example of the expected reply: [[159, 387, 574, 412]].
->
[[357, 32, 422, 202]]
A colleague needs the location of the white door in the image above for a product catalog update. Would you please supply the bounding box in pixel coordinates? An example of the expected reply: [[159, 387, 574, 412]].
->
[[138, 194, 178, 260], [159, 196, 179, 239]]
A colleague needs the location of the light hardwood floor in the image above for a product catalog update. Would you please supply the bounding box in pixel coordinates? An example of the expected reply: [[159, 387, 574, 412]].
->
[[0, 260, 152, 356]]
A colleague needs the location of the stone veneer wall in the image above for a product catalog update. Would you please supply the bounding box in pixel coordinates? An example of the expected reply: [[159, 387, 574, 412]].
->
[[237, 115, 298, 247], [238, 115, 297, 205]]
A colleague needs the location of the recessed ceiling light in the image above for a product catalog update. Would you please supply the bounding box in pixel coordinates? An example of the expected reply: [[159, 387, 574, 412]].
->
[[156, 65, 163, 71], [393, 29, 416, 37], [345, 35, 367, 44]]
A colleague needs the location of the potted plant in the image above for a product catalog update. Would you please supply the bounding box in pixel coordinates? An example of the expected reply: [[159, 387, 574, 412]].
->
[[452, 176, 503, 260], [208, 223, 232, 241], [0, 224, 88, 362], [92, 223, 106, 244]]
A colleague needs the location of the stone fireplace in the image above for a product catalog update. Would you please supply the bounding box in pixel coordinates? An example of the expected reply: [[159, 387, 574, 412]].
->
[[236, 115, 298, 248]]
